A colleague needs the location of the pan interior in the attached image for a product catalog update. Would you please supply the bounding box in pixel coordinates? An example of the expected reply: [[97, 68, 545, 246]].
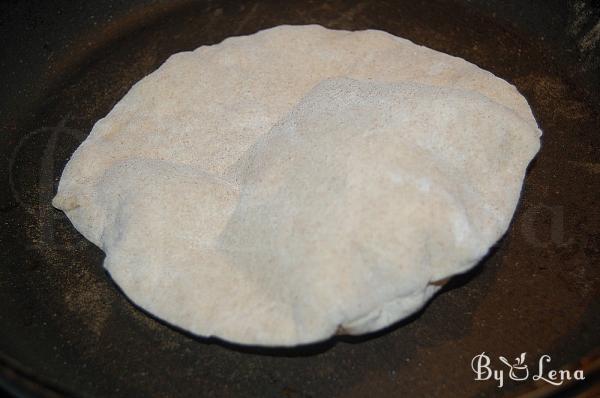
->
[[1, 1, 598, 397]]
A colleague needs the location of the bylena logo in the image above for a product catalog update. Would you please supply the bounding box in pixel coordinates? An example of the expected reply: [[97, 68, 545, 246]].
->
[[471, 352, 585, 388]]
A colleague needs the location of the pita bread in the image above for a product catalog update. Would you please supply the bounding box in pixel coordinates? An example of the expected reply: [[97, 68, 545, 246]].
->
[[53, 25, 540, 346]]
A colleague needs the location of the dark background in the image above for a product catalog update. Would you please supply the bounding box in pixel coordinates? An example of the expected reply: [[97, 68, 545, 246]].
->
[[1, 1, 599, 397]]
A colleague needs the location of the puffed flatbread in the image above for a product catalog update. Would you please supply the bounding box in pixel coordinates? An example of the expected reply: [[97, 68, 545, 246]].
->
[[53, 25, 540, 346]]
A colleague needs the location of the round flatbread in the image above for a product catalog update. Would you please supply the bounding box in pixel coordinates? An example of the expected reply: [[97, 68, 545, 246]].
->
[[53, 25, 541, 346]]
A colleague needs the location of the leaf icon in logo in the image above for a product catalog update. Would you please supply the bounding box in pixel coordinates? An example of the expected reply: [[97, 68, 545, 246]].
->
[[499, 353, 529, 381]]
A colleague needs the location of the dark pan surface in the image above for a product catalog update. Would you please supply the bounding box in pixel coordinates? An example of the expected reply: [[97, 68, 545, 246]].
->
[[1, 1, 599, 397]]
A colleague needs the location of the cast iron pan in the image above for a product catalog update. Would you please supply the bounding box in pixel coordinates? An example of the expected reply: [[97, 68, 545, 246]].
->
[[1, 1, 599, 397]]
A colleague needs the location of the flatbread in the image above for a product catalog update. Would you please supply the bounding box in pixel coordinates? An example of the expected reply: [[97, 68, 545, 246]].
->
[[53, 25, 541, 346]]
